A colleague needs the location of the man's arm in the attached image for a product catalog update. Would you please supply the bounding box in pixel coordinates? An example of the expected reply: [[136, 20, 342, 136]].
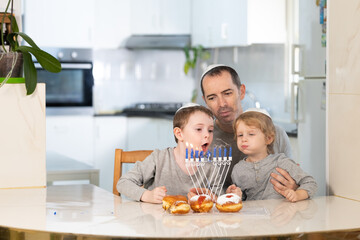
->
[[271, 125, 299, 191]]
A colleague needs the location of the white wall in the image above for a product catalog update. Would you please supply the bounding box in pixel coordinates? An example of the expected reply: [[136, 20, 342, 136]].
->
[[327, 0, 360, 201]]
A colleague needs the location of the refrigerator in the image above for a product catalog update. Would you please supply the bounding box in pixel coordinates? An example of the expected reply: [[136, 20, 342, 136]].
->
[[289, 0, 327, 196], [295, 77, 326, 196]]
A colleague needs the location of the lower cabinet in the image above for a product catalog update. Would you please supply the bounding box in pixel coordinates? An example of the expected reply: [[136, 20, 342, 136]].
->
[[46, 115, 95, 166], [126, 117, 176, 150], [47, 115, 174, 193], [94, 117, 127, 192], [94, 116, 174, 192]]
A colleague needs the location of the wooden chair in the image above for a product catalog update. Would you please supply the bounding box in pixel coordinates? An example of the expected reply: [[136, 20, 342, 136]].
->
[[113, 149, 153, 196]]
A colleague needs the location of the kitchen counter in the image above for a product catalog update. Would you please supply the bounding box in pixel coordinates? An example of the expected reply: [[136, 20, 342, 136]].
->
[[0, 185, 360, 239], [46, 151, 99, 186], [94, 111, 175, 119]]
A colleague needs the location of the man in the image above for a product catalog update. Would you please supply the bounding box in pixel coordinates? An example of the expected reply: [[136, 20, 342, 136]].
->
[[201, 64, 297, 195]]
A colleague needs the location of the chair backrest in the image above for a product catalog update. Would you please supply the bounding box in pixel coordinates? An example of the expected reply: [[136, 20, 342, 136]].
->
[[113, 149, 153, 196]]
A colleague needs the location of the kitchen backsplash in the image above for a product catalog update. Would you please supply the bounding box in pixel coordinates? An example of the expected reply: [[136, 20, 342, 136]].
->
[[93, 48, 194, 114], [93, 44, 293, 132], [194, 44, 295, 132]]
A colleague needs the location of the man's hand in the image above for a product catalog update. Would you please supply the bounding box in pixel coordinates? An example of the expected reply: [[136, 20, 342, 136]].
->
[[226, 184, 242, 198], [140, 186, 167, 204], [270, 167, 299, 194]]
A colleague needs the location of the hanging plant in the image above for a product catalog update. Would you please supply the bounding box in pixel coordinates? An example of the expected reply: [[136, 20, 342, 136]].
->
[[0, 0, 61, 95], [183, 45, 210, 75]]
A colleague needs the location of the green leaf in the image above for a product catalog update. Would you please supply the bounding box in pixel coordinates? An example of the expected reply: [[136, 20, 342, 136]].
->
[[201, 51, 211, 61], [17, 46, 61, 73], [184, 61, 191, 75], [8, 15, 19, 33], [184, 46, 190, 60], [21, 51, 37, 95], [10, 32, 40, 50], [2, 14, 21, 51]]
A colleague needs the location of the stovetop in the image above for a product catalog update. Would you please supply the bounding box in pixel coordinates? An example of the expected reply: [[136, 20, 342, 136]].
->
[[124, 102, 182, 111], [121, 102, 184, 117]]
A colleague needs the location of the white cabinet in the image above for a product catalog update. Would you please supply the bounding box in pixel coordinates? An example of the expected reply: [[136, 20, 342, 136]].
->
[[47, 115, 174, 193], [192, 0, 248, 47], [46, 115, 94, 165], [130, 0, 191, 35], [93, 116, 175, 192], [192, 0, 286, 47], [247, 0, 286, 44], [127, 117, 175, 150], [92, 0, 132, 49], [24, 0, 95, 48], [94, 117, 127, 192]]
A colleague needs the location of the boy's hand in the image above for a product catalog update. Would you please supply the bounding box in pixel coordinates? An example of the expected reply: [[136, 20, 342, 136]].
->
[[283, 189, 298, 202], [140, 186, 167, 204], [226, 184, 242, 198]]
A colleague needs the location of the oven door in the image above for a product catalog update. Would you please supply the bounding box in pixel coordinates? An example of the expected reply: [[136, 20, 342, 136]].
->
[[35, 62, 93, 107]]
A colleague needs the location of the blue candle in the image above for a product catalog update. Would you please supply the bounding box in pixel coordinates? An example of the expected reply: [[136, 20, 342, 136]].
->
[[200, 151, 203, 158], [191, 149, 194, 158], [218, 147, 222, 159], [195, 150, 199, 158], [213, 147, 216, 158], [186, 148, 188, 159], [229, 147, 232, 157], [224, 147, 227, 158], [207, 150, 211, 160]]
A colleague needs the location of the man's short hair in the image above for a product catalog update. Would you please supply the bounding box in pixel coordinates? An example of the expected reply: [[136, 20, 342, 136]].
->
[[200, 65, 242, 96]]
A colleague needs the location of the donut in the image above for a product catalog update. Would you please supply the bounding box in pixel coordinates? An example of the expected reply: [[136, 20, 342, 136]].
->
[[189, 194, 213, 213], [215, 193, 242, 212], [162, 195, 188, 211], [169, 200, 190, 214]]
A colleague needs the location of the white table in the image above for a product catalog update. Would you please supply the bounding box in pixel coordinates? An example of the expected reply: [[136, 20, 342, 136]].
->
[[0, 184, 360, 239], [46, 151, 99, 186]]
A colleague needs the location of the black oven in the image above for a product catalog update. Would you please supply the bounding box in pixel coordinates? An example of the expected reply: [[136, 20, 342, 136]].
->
[[35, 48, 94, 107]]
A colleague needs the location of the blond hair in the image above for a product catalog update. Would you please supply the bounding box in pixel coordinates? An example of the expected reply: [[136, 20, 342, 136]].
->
[[233, 111, 275, 154]]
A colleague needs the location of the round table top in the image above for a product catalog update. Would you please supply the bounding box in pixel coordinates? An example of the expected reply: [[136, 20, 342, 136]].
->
[[0, 184, 360, 239]]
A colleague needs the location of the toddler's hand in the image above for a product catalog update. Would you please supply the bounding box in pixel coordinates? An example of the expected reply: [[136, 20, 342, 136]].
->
[[141, 186, 167, 204], [226, 184, 242, 199], [283, 189, 298, 202]]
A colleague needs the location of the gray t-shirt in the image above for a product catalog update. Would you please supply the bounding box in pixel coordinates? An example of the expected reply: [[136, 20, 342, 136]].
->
[[210, 123, 293, 189], [231, 153, 317, 200], [117, 148, 220, 201]]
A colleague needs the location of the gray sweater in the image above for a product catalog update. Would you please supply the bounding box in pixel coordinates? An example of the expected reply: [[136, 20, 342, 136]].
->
[[117, 148, 220, 201], [231, 153, 317, 200], [210, 123, 293, 189]]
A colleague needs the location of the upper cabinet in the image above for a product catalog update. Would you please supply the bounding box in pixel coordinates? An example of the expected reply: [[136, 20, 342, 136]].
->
[[92, 0, 131, 49], [23, 0, 132, 49], [191, 0, 286, 47], [23, 0, 285, 49], [23, 0, 95, 48], [130, 0, 191, 35], [247, 0, 286, 44]]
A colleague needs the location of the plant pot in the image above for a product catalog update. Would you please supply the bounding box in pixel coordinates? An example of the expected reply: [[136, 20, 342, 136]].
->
[[0, 52, 23, 78], [0, 81, 46, 189]]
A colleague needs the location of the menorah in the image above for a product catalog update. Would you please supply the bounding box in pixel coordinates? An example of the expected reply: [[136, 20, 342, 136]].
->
[[185, 143, 233, 199]]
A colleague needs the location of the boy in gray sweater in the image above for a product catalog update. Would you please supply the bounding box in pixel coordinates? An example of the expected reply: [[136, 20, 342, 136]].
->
[[228, 108, 317, 202], [117, 104, 219, 203]]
